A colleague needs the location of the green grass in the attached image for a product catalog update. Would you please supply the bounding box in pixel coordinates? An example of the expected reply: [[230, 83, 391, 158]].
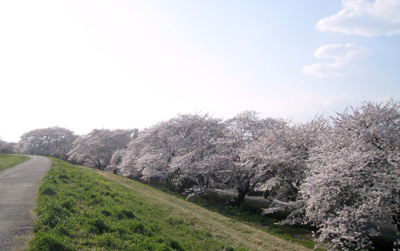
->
[[186, 193, 322, 250], [31, 158, 313, 251], [149, 184, 322, 250], [0, 154, 30, 171]]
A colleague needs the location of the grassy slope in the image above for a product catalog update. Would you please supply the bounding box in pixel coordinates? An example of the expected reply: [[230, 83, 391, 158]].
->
[[0, 154, 29, 171], [31, 158, 313, 251], [185, 193, 321, 250], [99, 172, 316, 251]]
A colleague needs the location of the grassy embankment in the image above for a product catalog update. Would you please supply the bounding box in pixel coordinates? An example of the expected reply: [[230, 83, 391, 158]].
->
[[185, 193, 320, 250], [31, 158, 315, 250], [0, 154, 29, 171]]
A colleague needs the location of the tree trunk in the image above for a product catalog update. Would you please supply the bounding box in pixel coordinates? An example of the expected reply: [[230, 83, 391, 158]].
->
[[236, 179, 250, 206], [394, 209, 400, 232]]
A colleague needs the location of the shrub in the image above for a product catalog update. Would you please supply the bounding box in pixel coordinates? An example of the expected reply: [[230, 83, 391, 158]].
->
[[30, 232, 74, 251]]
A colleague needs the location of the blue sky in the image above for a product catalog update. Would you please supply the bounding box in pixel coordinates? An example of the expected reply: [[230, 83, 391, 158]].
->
[[1, 0, 399, 142]]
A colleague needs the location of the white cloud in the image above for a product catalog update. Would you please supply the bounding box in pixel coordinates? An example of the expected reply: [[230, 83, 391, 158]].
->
[[314, 43, 371, 61], [303, 43, 370, 77], [316, 0, 400, 36], [303, 61, 355, 77]]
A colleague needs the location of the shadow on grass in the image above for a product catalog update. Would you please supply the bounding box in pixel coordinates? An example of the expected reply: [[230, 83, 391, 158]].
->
[[147, 181, 398, 251], [144, 182, 321, 250]]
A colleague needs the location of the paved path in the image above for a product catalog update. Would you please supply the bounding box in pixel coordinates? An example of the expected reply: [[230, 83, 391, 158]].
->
[[0, 156, 51, 251]]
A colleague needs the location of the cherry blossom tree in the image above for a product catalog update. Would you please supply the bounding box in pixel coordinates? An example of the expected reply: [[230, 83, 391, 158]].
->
[[112, 113, 227, 195], [167, 114, 228, 195], [216, 111, 285, 204], [111, 123, 177, 179], [231, 116, 327, 206], [16, 127, 77, 159], [276, 101, 400, 250], [68, 129, 137, 170]]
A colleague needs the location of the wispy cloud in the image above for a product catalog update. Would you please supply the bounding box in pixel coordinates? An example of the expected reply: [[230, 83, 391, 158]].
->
[[314, 43, 371, 61], [303, 61, 354, 77], [303, 43, 371, 77], [316, 0, 400, 37]]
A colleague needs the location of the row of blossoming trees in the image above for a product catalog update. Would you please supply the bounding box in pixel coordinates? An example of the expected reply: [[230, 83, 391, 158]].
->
[[0, 139, 15, 153], [14, 100, 400, 250]]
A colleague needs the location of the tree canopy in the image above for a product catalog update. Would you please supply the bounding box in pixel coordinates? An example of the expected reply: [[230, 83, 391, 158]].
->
[[68, 129, 137, 170], [16, 126, 77, 160]]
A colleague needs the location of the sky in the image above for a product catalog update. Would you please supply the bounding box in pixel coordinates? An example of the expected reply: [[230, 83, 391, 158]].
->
[[1, 0, 399, 142]]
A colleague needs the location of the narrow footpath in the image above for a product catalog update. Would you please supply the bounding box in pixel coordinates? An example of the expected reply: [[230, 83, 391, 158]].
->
[[0, 156, 51, 251]]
